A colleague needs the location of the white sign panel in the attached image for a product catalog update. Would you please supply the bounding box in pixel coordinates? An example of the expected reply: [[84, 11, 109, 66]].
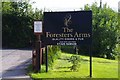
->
[[34, 21, 42, 33]]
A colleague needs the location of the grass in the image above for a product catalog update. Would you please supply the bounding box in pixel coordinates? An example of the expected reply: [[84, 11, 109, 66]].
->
[[30, 52, 118, 79]]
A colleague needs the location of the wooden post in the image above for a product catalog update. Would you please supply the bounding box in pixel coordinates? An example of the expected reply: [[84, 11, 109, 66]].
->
[[41, 48, 44, 64], [33, 21, 43, 73], [35, 35, 41, 73]]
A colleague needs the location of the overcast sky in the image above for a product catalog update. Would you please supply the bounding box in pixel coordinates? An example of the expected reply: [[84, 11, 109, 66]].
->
[[30, 0, 119, 11]]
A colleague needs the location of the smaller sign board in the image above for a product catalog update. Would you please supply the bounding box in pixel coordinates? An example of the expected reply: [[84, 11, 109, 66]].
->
[[34, 21, 42, 34]]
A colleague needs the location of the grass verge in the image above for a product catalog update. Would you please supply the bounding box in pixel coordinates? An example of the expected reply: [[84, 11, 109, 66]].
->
[[29, 53, 118, 79]]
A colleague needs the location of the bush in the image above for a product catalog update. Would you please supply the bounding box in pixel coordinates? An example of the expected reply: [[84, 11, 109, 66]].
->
[[68, 55, 81, 71], [47, 45, 61, 68]]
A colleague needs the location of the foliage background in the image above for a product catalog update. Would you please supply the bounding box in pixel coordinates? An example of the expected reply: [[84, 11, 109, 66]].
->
[[62, 3, 119, 59], [2, 2, 120, 59], [2, 2, 43, 48]]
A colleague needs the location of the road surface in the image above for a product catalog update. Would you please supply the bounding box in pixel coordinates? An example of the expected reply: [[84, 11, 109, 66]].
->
[[1, 48, 32, 80]]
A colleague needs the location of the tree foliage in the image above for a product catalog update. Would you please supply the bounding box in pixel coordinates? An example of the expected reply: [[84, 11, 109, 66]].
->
[[84, 3, 119, 59], [2, 2, 43, 48], [2, 2, 119, 60]]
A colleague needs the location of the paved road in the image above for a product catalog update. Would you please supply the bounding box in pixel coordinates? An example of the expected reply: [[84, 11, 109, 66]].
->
[[1, 49, 32, 80]]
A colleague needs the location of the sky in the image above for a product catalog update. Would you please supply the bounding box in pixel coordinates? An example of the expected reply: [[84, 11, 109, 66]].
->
[[30, 0, 120, 11]]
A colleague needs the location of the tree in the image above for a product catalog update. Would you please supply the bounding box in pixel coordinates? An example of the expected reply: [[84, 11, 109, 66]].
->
[[2, 2, 43, 48], [84, 2, 119, 59]]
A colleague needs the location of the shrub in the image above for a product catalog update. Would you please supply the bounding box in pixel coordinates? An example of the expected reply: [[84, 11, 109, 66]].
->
[[68, 55, 81, 71], [47, 45, 61, 68]]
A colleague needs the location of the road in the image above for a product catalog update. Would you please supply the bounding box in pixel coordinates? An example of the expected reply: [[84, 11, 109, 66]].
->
[[1, 49, 32, 80]]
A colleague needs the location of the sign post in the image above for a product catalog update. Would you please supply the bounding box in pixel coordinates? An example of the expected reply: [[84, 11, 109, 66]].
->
[[45, 46, 48, 72], [89, 45, 92, 77], [34, 21, 42, 72]]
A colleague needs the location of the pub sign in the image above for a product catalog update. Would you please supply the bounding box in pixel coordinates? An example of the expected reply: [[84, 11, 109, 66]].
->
[[43, 11, 92, 45]]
